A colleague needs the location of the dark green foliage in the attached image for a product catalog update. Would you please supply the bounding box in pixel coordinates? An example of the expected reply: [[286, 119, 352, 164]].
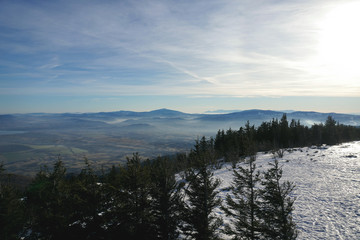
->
[[149, 156, 183, 240], [323, 116, 337, 145], [0, 163, 26, 240], [215, 129, 242, 163], [182, 142, 223, 240], [223, 155, 297, 240], [279, 114, 290, 148], [26, 158, 74, 239], [182, 165, 222, 240], [23, 158, 106, 240], [24, 158, 70, 240], [190, 136, 218, 168], [174, 152, 190, 174], [222, 155, 262, 240], [260, 160, 297, 240], [65, 159, 106, 239], [103, 154, 185, 240], [106, 153, 155, 239], [215, 115, 360, 160]]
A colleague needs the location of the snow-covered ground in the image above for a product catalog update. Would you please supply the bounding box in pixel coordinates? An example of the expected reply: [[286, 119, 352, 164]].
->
[[212, 141, 360, 240]]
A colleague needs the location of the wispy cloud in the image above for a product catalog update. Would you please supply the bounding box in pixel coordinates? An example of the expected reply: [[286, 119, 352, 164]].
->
[[0, 0, 359, 102]]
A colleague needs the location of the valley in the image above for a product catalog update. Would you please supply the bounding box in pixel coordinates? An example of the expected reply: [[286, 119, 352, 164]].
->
[[0, 109, 359, 175]]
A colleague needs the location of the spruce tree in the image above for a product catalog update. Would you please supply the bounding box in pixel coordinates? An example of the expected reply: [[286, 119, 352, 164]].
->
[[191, 136, 217, 168], [0, 163, 26, 240], [106, 153, 155, 239], [182, 147, 222, 240], [67, 159, 106, 239], [24, 158, 70, 239], [222, 155, 262, 240], [324, 116, 338, 145], [279, 114, 289, 148], [260, 159, 297, 240], [149, 156, 183, 240]]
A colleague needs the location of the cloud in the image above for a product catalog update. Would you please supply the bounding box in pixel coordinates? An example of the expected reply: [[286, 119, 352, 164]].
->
[[0, 0, 359, 100]]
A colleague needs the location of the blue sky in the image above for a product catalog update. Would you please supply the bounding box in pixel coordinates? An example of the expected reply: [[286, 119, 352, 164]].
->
[[1, 0, 359, 114]]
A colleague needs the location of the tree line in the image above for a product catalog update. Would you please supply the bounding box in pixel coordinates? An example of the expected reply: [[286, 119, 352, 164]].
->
[[0, 150, 296, 240], [214, 115, 360, 162]]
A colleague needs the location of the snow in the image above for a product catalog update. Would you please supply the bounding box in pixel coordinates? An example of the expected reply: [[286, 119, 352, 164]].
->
[[211, 141, 360, 239]]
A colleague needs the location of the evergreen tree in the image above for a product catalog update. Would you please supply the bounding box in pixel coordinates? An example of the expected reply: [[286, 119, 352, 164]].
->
[[212, 116, 360, 157], [182, 150, 222, 240], [106, 153, 155, 239], [222, 155, 262, 240], [270, 118, 280, 149], [244, 121, 257, 156], [149, 156, 183, 240], [279, 114, 289, 148], [66, 159, 106, 239], [260, 160, 297, 240], [323, 116, 337, 145], [0, 163, 26, 240], [224, 129, 240, 163], [256, 121, 272, 151], [24, 158, 71, 239], [191, 136, 217, 168], [214, 130, 226, 157], [310, 123, 323, 145]]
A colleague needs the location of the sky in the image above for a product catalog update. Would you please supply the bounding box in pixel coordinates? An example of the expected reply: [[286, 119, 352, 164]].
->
[[0, 0, 359, 114]]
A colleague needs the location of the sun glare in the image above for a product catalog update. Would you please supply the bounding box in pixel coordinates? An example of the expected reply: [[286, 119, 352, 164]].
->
[[317, 2, 360, 77]]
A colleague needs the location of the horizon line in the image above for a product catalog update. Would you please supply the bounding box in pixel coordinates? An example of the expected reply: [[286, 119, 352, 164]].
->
[[2, 108, 359, 116]]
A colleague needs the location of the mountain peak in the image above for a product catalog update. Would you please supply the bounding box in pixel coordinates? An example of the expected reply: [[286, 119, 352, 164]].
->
[[150, 108, 174, 112], [147, 108, 186, 117]]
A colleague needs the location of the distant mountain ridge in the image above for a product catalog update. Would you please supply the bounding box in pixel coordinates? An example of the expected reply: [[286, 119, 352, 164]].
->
[[1, 109, 359, 132], [198, 109, 360, 125]]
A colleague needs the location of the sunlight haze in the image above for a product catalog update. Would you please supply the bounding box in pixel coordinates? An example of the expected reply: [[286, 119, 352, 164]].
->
[[0, 0, 359, 114]]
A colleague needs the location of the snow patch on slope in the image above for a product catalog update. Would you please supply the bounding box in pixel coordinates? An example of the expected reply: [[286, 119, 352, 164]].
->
[[211, 141, 360, 239]]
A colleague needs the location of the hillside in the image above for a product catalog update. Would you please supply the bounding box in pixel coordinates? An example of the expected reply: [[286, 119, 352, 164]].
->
[[211, 141, 360, 239], [1, 129, 359, 238]]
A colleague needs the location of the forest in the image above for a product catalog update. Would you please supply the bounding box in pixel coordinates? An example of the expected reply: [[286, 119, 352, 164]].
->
[[1, 115, 360, 240], [214, 115, 360, 162]]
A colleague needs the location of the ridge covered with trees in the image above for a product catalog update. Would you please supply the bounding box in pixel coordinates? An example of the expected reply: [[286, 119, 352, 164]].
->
[[214, 115, 360, 162], [1, 115, 359, 239]]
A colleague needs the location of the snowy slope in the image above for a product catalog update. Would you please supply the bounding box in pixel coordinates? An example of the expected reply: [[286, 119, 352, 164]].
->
[[211, 141, 360, 240]]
